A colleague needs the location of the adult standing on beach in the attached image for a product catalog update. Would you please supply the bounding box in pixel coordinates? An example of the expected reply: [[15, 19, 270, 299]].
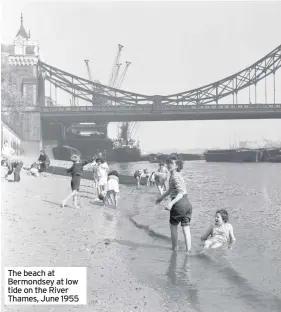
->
[[38, 150, 50, 172], [156, 155, 192, 253]]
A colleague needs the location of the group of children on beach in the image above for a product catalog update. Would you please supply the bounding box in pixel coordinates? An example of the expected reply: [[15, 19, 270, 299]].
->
[[2, 141, 50, 181], [60, 151, 236, 254], [61, 153, 119, 209], [134, 156, 236, 254], [2, 141, 236, 254]]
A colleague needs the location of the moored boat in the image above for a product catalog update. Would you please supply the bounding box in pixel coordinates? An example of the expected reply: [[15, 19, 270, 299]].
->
[[204, 148, 262, 162], [259, 147, 281, 162]]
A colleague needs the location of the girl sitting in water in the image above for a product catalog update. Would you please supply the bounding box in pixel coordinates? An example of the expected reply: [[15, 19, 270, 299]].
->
[[201, 209, 236, 249]]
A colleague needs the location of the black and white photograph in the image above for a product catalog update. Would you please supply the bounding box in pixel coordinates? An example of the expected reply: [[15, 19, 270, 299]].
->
[[1, 0, 281, 311]]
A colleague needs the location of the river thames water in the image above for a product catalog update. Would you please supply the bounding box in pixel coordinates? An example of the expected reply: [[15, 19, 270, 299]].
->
[[109, 160, 281, 312]]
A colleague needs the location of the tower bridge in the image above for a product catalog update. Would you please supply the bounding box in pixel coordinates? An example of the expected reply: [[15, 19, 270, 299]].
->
[[1, 16, 281, 155]]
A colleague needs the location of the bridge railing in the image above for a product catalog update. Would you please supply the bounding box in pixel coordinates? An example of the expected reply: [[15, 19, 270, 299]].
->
[[163, 103, 281, 110], [2, 103, 281, 114], [39, 103, 281, 112]]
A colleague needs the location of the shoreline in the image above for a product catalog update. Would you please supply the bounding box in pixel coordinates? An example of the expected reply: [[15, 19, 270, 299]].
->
[[19, 157, 145, 185]]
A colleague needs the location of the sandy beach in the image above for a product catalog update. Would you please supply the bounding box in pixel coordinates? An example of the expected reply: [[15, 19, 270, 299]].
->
[[1, 158, 177, 312]]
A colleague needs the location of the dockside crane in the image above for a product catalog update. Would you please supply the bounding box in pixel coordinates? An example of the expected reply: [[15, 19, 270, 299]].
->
[[111, 63, 122, 88], [84, 59, 93, 82], [108, 44, 124, 87], [114, 60, 139, 142], [118, 61, 139, 141], [84, 59, 105, 105], [117, 61, 131, 88]]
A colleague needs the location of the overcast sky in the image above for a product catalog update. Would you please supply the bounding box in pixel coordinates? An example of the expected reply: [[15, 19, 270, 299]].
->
[[2, 0, 281, 152]]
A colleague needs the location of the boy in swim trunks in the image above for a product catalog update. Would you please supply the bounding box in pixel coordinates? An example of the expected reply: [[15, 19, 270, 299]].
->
[[61, 154, 91, 208], [201, 209, 236, 249]]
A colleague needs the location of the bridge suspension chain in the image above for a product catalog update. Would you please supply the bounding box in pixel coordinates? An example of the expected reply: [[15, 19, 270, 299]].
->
[[38, 44, 281, 107]]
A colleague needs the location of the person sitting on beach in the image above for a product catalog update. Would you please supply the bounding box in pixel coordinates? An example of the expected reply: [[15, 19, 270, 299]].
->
[[61, 154, 91, 209], [156, 155, 192, 253], [104, 170, 120, 208], [201, 209, 236, 249], [134, 169, 150, 188], [29, 161, 40, 177], [95, 157, 109, 200], [5, 158, 23, 182], [38, 150, 50, 172]]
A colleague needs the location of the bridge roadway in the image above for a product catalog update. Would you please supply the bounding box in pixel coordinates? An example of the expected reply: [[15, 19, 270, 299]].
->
[[2, 103, 281, 123]]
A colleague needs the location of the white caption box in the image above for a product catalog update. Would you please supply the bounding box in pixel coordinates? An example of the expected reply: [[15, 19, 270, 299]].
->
[[4, 267, 87, 305]]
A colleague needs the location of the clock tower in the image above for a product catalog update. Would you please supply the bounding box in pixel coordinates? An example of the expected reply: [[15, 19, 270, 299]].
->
[[2, 14, 42, 155]]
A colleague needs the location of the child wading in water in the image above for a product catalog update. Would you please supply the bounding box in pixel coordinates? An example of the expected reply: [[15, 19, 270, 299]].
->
[[134, 169, 150, 188], [104, 170, 120, 208], [201, 209, 236, 249], [156, 155, 192, 253], [149, 162, 169, 195], [61, 154, 91, 208]]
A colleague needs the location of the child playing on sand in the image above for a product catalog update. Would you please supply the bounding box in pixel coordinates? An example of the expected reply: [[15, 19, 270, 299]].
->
[[95, 157, 109, 198], [5, 159, 23, 182], [201, 209, 236, 249], [61, 154, 91, 208], [90, 156, 98, 186], [104, 170, 120, 208], [30, 161, 40, 177]]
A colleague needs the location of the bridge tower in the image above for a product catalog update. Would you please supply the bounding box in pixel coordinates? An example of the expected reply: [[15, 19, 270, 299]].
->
[[2, 14, 42, 155]]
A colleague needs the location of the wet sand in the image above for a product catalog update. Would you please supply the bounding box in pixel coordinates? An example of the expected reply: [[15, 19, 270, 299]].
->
[[1, 159, 176, 312]]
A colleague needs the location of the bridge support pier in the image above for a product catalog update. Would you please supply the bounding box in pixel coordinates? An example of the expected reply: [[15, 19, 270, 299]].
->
[[20, 112, 42, 156], [152, 95, 163, 111], [61, 124, 67, 139]]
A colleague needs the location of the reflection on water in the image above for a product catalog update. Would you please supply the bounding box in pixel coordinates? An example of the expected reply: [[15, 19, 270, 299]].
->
[[113, 161, 281, 312], [166, 252, 201, 311]]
